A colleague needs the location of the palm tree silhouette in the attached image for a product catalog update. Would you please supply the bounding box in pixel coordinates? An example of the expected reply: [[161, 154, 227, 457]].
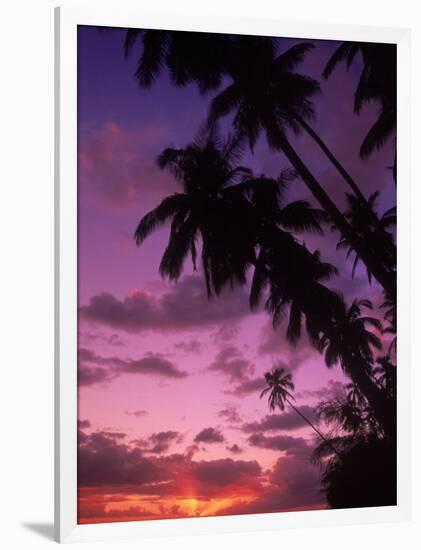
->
[[134, 131, 329, 298], [260, 366, 339, 454], [316, 297, 393, 435], [323, 42, 397, 179], [206, 36, 395, 297], [336, 191, 396, 283], [124, 28, 228, 93], [373, 355, 396, 401], [126, 31, 391, 214]]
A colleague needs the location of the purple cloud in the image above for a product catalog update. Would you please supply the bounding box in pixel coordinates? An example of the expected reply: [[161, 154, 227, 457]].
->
[[242, 406, 318, 432], [226, 444, 244, 454], [247, 433, 310, 456], [194, 427, 225, 444], [80, 276, 250, 333], [78, 348, 187, 386]]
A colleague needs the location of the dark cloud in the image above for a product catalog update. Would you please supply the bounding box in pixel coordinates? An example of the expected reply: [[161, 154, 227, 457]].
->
[[217, 405, 242, 424], [193, 459, 261, 494], [247, 433, 310, 456], [79, 331, 124, 347], [133, 431, 182, 454], [216, 452, 322, 516], [242, 406, 318, 433], [124, 409, 148, 418], [208, 346, 255, 382], [80, 276, 250, 333], [78, 366, 116, 387], [117, 354, 187, 379], [78, 348, 187, 387], [226, 444, 244, 454], [78, 430, 168, 487], [225, 376, 266, 397], [78, 419, 91, 429], [174, 339, 203, 354], [296, 379, 347, 402], [194, 427, 225, 444]]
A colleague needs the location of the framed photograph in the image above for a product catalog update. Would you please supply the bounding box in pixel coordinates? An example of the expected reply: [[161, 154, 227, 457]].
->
[[55, 6, 411, 543]]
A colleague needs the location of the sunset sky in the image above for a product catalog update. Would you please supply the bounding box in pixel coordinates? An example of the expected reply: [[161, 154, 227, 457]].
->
[[77, 26, 396, 523]]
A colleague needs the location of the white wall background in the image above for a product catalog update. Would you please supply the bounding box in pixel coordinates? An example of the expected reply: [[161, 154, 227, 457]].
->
[[0, 0, 419, 547]]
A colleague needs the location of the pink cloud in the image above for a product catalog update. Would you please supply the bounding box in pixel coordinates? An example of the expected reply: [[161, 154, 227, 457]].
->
[[79, 121, 174, 207], [80, 275, 251, 333]]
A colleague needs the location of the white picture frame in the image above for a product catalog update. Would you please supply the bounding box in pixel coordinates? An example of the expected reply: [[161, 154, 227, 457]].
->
[[55, 6, 411, 543]]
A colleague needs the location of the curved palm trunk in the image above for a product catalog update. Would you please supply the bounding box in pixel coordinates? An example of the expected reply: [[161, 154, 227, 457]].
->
[[277, 135, 396, 298], [285, 397, 341, 457], [294, 115, 368, 204], [295, 116, 397, 267]]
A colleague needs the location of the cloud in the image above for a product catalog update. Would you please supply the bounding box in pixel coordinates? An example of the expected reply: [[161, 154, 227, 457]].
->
[[124, 409, 148, 418], [78, 348, 187, 386], [225, 376, 266, 397], [133, 431, 182, 454], [226, 444, 244, 454], [258, 322, 314, 367], [242, 406, 318, 433], [192, 459, 261, 495], [247, 433, 310, 456], [78, 425, 263, 500], [78, 419, 91, 429], [217, 405, 242, 424], [79, 331, 124, 347], [296, 379, 347, 402], [194, 427, 225, 444], [117, 354, 187, 379], [78, 121, 173, 207], [216, 451, 323, 516], [80, 276, 250, 333], [77, 422, 321, 522], [208, 346, 255, 382], [174, 339, 203, 354], [211, 323, 241, 344], [78, 430, 168, 486], [78, 366, 117, 387]]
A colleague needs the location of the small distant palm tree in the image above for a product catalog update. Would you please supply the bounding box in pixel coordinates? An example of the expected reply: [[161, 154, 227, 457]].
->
[[260, 366, 338, 454]]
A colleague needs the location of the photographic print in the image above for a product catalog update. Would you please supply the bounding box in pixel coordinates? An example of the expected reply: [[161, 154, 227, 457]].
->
[[76, 25, 397, 525]]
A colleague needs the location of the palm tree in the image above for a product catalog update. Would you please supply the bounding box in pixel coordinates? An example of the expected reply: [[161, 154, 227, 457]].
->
[[323, 42, 397, 179], [126, 31, 391, 218], [207, 36, 396, 298], [260, 366, 339, 455], [134, 132, 328, 297], [316, 297, 394, 435], [124, 28, 229, 93], [336, 191, 396, 284], [373, 355, 397, 401]]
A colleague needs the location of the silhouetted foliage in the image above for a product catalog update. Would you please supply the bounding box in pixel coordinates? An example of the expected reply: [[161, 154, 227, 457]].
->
[[323, 42, 397, 178]]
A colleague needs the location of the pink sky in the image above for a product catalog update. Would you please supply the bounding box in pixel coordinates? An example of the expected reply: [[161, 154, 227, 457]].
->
[[76, 26, 395, 523]]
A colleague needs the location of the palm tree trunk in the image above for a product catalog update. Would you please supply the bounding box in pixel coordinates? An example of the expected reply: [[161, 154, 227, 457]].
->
[[295, 116, 397, 266], [277, 135, 396, 298], [285, 397, 341, 457], [294, 115, 368, 204]]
